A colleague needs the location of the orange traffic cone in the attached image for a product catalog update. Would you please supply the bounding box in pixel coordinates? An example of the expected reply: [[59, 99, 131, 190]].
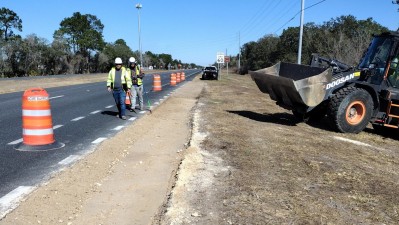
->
[[176, 73, 181, 83], [125, 90, 131, 106], [181, 72, 186, 81], [170, 73, 176, 86], [15, 88, 64, 151], [153, 74, 162, 91]]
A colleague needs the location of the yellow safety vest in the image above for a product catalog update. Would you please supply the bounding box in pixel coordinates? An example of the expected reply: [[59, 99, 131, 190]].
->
[[107, 67, 132, 89], [128, 65, 143, 86]]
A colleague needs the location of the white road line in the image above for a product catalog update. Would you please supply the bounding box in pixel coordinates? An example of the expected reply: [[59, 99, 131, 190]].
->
[[90, 110, 102, 114], [113, 126, 124, 131], [49, 95, 64, 100], [163, 95, 168, 98], [129, 117, 137, 121], [92, 138, 107, 144], [71, 116, 85, 122], [53, 124, 63, 129], [58, 155, 80, 166], [333, 136, 371, 147], [7, 138, 22, 145], [139, 111, 146, 114], [154, 102, 160, 105], [105, 105, 114, 109], [0, 186, 34, 218]]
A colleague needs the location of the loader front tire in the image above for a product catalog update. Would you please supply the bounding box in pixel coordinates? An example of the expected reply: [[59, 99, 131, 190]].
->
[[328, 87, 373, 133]]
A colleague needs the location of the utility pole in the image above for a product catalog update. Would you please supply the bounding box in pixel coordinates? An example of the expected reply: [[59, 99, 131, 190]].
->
[[226, 48, 228, 76], [136, 3, 143, 67], [238, 32, 241, 71], [297, 0, 305, 64]]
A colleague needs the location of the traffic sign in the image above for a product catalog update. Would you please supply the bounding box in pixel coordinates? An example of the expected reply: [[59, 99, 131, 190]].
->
[[217, 54, 224, 64], [224, 56, 230, 63]]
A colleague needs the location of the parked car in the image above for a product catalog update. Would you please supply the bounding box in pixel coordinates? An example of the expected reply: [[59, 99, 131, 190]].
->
[[202, 66, 218, 80]]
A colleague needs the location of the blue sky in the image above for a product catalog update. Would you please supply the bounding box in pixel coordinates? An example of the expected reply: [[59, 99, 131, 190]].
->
[[2, 0, 399, 66]]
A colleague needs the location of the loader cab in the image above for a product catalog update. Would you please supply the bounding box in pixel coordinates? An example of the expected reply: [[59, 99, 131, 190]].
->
[[358, 34, 395, 86]]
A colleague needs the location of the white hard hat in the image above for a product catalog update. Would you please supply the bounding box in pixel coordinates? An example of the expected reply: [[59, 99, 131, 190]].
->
[[115, 57, 123, 64], [129, 57, 136, 63], [391, 57, 398, 69]]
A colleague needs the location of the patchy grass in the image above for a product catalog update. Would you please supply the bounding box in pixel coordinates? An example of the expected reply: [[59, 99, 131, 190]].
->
[[193, 71, 399, 224]]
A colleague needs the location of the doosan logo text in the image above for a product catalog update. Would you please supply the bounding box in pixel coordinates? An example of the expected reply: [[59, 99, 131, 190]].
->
[[326, 73, 355, 90]]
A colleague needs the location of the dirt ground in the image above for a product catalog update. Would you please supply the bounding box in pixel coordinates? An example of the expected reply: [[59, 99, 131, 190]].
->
[[1, 71, 399, 224]]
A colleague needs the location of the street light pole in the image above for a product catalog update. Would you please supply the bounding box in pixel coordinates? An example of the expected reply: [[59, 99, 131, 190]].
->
[[136, 3, 143, 67], [297, 0, 305, 64]]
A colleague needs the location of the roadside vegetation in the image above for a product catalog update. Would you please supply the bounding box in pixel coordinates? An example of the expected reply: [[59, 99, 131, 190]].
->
[[0, 4, 397, 77], [0, 9, 199, 77], [237, 15, 390, 74]]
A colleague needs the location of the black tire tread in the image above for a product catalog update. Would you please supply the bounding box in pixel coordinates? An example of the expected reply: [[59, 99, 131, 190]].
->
[[328, 86, 373, 133]]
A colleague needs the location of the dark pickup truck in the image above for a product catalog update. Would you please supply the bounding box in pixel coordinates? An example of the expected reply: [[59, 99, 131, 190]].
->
[[202, 66, 218, 80]]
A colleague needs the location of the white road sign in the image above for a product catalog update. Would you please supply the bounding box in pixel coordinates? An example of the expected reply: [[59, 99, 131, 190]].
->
[[217, 54, 224, 64]]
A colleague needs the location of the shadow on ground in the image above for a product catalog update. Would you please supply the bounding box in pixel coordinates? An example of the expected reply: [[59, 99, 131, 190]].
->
[[363, 127, 399, 141], [101, 110, 118, 117], [227, 110, 298, 126]]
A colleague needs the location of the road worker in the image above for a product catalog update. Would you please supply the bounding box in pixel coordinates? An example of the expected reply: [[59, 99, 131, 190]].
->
[[127, 57, 145, 111], [388, 57, 399, 87], [107, 57, 132, 120]]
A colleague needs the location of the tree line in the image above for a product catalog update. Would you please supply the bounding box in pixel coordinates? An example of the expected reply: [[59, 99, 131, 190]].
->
[[1, 6, 396, 77], [237, 15, 391, 74], [0, 8, 200, 78]]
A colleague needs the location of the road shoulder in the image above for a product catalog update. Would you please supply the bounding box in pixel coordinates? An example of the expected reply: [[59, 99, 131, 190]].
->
[[0, 76, 205, 225]]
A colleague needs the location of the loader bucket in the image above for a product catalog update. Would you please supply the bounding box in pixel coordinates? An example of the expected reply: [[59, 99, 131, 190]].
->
[[249, 62, 332, 109]]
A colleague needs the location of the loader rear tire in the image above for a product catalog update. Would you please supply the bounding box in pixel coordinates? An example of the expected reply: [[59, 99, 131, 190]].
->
[[328, 87, 373, 133]]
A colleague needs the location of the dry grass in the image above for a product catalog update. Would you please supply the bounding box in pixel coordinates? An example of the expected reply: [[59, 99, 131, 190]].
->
[[193, 71, 399, 224]]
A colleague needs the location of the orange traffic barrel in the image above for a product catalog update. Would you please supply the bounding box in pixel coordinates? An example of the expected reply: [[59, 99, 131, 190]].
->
[[176, 73, 181, 83], [15, 88, 64, 151], [181, 72, 186, 81], [170, 73, 177, 86], [153, 74, 162, 91]]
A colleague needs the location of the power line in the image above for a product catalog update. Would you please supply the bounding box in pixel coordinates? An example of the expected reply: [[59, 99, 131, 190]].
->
[[272, 1, 301, 31], [239, 1, 274, 34], [273, 0, 327, 34], [241, 0, 290, 41], [162, 0, 328, 64]]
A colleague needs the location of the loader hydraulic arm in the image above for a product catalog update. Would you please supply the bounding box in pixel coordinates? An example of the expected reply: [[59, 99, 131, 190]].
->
[[310, 54, 352, 73]]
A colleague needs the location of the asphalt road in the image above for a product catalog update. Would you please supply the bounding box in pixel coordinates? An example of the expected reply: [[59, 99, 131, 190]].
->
[[0, 70, 201, 215]]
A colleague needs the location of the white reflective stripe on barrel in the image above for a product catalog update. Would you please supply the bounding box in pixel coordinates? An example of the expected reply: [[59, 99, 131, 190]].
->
[[22, 109, 51, 117], [23, 128, 53, 136]]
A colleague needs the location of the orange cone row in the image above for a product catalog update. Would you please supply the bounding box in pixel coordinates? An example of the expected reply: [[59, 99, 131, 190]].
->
[[153, 72, 187, 92]]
